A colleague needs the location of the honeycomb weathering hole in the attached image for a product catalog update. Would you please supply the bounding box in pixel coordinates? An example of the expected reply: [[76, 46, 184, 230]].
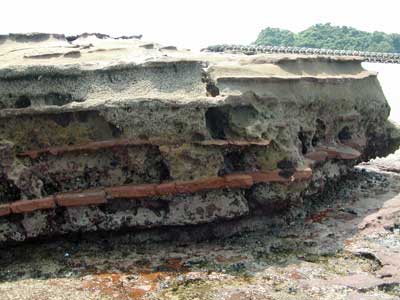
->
[[15, 96, 31, 108], [205, 107, 229, 139], [206, 82, 220, 97], [312, 118, 327, 146], [44, 93, 74, 106], [298, 130, 310, 154], [338, 126, 352, 142]]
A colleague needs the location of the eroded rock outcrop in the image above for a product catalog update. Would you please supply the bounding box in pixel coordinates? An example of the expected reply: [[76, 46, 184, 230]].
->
[[0, 33, 399, 243]]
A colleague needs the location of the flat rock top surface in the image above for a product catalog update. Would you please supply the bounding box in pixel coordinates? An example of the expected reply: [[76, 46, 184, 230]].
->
[[1, 154, 400, 300], [0, 33, 369, 78], [0, 33, 375, 114]]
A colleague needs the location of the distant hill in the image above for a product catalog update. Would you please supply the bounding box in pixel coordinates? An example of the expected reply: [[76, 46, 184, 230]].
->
[[255, 23, 400, 53]]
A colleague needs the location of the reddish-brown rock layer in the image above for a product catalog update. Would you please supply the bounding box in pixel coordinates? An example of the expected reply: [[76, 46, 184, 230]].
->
[[0, 169, 312, 216], [0, 204, 11, 217], [55, 190, 107, 207], [10, 197, 55, 213]]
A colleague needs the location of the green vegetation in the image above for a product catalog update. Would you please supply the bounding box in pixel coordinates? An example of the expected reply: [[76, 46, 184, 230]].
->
[[255, 23, 400, 53]]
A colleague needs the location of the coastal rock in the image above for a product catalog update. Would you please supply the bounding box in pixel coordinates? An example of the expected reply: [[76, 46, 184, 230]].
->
[[0, 33, 399, 243]]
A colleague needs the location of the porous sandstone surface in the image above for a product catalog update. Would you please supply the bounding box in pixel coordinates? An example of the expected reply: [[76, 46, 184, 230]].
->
[[0, 33, 399, 243]]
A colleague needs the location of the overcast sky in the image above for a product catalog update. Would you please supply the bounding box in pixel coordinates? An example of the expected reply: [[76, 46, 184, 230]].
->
[[2, 0, 399, 50]]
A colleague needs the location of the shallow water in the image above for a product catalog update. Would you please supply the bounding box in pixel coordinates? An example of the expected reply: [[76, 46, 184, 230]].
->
[[363, 63, 400, 123]]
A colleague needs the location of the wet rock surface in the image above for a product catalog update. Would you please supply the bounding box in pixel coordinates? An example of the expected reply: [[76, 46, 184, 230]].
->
[[1, 156, 400, 299]]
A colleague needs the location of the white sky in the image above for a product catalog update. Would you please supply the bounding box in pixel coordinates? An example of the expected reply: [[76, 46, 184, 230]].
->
[[1, 0, 399, 50]]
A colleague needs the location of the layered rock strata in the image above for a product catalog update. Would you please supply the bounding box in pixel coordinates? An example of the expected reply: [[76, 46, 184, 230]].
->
[[0, 33, 398, 243]]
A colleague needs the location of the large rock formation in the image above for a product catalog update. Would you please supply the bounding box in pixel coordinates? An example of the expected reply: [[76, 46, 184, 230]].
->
[[0, 33, 398, 243]]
